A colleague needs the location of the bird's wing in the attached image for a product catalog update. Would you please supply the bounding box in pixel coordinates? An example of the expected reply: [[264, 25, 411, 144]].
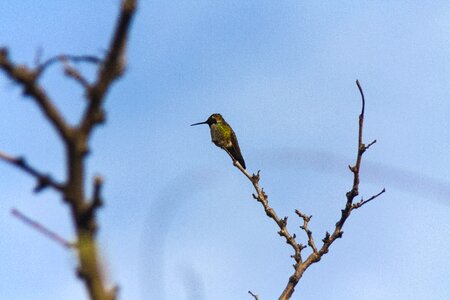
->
[[229, 130, 246, 169]]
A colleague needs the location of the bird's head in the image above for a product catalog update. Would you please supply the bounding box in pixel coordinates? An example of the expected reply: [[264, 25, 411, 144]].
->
[[191, 113, 224, 127]]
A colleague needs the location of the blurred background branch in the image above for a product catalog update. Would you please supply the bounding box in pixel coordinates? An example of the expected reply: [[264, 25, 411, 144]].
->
[[0, 1, 137, 300]]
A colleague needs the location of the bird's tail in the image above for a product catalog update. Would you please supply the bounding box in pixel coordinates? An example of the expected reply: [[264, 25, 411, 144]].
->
[[228, 146, 246, 169]]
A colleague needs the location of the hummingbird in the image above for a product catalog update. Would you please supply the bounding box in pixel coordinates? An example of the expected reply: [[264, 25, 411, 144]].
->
[[191, 113, 246, 169]]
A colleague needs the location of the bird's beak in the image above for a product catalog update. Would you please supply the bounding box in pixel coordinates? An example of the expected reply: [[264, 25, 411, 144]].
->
[[190, 121, 208, 126]]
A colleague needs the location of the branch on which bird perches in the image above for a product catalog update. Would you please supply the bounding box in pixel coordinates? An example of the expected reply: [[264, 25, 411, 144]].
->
[[227, 137, 306, 297]]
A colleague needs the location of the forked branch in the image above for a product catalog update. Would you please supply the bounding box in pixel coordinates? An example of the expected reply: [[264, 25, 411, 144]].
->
[[0, 48, 71, 142], [228, 80, 384, 300], [0, 1, 138, 300]]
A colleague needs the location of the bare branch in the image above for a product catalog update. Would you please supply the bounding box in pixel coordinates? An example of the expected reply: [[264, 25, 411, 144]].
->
[[277, 80, 385, 299], [356, 79, 365, 117], [0, 150, 64, 192], [0, 48, 71, 142], [60, 57, 91, 89], [0, 2, 137, 300], [295, 210, 318, 254], [36, 54, 101, 77], [65, 2, 137, 299], [225, 149, 308, 300], [81, 0, 137, 136], [352, 188, 386, 209], [230, 157, 303, 263], [365, 139, 377, 151], [11, 208, 74, 249], [314, 80, 383, 256]]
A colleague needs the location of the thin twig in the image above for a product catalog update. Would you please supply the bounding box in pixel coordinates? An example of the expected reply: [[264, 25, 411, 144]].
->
[[60, 57, 91, 89], [92, 175, 104, 209], [11, 208, 74, 249], [36, 54, 101, 77], [356, 79, 365, 117], [0, 48, 71, 142], [248, 290, 260, 300], [0, 151, 64, 192], [295, 210, 318, 254], [80, 176, 105, 229], [352, 188, 386, 209], [81, 0, 136, 136]]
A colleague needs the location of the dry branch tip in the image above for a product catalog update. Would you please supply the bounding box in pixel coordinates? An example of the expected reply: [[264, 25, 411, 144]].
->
[[248, 290, 259, 300]]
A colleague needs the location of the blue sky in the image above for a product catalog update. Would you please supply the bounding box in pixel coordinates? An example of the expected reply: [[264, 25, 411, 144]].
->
[[1, 1, 449, 299]]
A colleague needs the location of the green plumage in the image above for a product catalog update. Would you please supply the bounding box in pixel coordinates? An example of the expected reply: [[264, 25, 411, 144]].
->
[[191, 113, 246, 169]]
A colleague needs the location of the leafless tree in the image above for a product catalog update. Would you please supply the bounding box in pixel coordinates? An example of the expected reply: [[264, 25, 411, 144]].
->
[[0, 1, 137, 300], [233, 81, 384, 300]]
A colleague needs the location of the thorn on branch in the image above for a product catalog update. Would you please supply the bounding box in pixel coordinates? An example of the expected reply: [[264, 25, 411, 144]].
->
[[322, 231, 330, 243], [364, 139, 377, 151], [252, 170, 260, 183], [92, 175, 104, 209]]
